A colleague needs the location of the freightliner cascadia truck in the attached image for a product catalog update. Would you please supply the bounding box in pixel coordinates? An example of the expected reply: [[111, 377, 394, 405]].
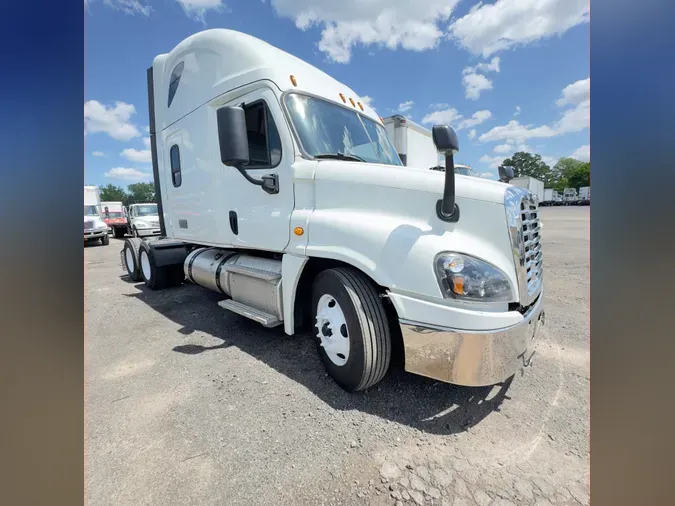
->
[[121, 29, 545, 392]]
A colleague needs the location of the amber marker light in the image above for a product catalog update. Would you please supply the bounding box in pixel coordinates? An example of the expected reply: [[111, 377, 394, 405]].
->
[[294, 227, 304, 236]]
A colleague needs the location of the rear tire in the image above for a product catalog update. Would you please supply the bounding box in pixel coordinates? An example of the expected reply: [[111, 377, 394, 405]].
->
[[139, 242, 180, 290], [311, 267, 391, 392], [122, 238, 143, 282], [101, 234, 110, 246]]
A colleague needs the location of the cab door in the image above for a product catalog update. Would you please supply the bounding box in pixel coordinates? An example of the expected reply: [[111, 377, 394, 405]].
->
[[217, 88, 295, 252]]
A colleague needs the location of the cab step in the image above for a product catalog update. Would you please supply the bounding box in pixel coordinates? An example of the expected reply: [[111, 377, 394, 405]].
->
[[218, 299, 282, 327]]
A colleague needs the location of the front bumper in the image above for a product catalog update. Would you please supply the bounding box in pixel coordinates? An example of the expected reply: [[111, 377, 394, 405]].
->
[[399, 293, 545, 387], [84, 230, 107, 239]]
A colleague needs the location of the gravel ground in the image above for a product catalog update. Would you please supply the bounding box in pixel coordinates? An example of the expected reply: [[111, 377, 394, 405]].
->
[[85, 206, 589, 506]]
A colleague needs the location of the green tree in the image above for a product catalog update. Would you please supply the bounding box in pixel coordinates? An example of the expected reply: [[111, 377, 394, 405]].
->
[[567, 162, 590, 189], [126, 182, 155, 205], [502, 152, 554, 185], [99, 183, 127, 202], [552, 157, 584, 183]]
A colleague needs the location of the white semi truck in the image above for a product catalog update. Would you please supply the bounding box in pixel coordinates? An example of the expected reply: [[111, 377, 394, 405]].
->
[[541, 188, 562, 206], [563, 187, 578, 205], [84, 186, 109, 245], [126, 203, 161, 237], [121, 29, 544, 392]]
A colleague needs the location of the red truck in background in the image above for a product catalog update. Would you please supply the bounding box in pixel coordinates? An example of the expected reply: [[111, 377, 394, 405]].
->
[[100, 201, 128, 239]]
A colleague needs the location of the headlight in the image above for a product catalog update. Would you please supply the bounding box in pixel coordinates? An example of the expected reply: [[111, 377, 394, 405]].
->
[[135, 221, 148, 228], [434, 252, 515, 302]]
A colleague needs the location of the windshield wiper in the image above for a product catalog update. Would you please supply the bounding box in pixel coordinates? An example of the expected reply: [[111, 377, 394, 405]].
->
[[314, 152, 366, 162]]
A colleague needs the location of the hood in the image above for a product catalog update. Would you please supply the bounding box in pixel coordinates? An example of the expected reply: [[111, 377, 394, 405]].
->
[[312, 161, 509, 205]]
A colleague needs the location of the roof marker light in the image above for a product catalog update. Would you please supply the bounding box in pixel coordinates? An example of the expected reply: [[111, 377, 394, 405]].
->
[[349, 98, 356, 107], [339, 93, 346, 103], [358, 102, 364, 111], [290, 75, 297, 87]]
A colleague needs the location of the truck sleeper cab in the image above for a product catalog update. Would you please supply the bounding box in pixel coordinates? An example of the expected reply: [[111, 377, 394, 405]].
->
[[121, 29, 545, 392]]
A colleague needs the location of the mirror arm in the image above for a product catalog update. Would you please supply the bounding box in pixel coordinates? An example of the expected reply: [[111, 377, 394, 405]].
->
[[234, 165, 279, 195]]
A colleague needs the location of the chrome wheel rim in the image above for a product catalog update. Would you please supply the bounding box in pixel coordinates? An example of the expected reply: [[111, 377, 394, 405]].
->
[[140, 250, 151, 280], [315, 294, 350, 366]]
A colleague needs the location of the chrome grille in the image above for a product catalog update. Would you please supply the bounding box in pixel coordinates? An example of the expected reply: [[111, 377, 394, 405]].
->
[[521, 199, 543, 298], [504, 187, 543, 307], [84, 221, 94, 230]]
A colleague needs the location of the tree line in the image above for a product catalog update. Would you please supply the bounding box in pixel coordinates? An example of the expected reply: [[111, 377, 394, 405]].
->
[[99, 182, 156, 206], [501, 152, 590, 191]]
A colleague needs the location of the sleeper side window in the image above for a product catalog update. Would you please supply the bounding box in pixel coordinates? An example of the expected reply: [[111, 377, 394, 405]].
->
[[243, 101, 282, 169], [168, 61, 184, 108], [170, 145, 182, 187]]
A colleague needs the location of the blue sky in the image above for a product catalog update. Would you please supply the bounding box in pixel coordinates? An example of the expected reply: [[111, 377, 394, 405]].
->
[[84, 0, 589, 187]]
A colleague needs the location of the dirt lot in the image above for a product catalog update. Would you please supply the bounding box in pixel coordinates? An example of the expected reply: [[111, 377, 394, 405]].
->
[[85, 206, 589, 506]]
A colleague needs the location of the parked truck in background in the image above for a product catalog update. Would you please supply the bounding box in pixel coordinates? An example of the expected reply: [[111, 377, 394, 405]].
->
[[126, 203, 161, 237], [510, 176, 545, 204], [121, 29, 545, 393], [542, 188, 558, 206], [84, 186, 109, 246], [578, 186, 590, 205], [563, 187, 578, 205], [100, 201, 128, 238]]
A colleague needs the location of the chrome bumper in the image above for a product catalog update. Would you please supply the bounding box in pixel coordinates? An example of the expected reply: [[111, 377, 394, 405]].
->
[[400, 294, 545, 387], [84, 230, 107, 239]]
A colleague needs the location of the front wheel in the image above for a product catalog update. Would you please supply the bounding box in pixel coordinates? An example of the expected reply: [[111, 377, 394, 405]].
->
[[101, 234, 109, 246], [311, 268, 391, 392]]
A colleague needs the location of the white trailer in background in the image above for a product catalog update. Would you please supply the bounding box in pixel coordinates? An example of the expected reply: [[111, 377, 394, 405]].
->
[[510, 176, 545, 204], [578, 186, 590, 205], [382, 115, 438, 170]]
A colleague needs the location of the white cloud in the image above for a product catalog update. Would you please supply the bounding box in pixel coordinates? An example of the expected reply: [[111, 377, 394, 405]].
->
[[458, 110, 492, 129], [104, 167, 152, 181], [143, 137, 151, 148], [493, 143, 513, 154], [421, 108, 491, 131], [479, 77, 589, 143], [554, 78, 590, 133], [463, 56, 500, 75], [514, 105, 521, 116], [462, 72, 493, 100], [421, 107, 462, 126], [84, 100, 141, 141], [449, 0, 590, 57], [270, 0, 461, 63], [121, 148, 152, 163], [398, 100, 414, 113], [361, 95, 373, 106], [542, 155, 558, 167], [89, 0, 151, 16], [479, 120, 557, 143], [92, 151, 106, 157], [571, 144, 590, 162], [556, 78, 590, 106], [480, 154, 508, 169], [175, 0, 224, 22], [467, 129, 477, 140]]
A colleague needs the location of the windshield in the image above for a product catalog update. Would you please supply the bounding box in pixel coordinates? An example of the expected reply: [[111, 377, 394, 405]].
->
[[84, 205, 99, 217], [104, 212, 124, 218], [284, 93, 402, 166], [134, 205, 158, 216]]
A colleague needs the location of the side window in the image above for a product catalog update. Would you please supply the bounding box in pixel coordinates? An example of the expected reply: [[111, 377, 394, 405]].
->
[[243, 101, 282, 169], [168, 61, 184, 108], [170, 145, 182, 187]]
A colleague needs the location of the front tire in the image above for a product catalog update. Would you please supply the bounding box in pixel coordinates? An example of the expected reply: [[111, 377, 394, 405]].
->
[[132, 227, 139, 238], [101, 234, 110, 246], [311, 268, 391, 392]]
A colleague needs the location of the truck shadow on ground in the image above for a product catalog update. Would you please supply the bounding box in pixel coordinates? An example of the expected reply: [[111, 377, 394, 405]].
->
[[125, 281, 515, 436]]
